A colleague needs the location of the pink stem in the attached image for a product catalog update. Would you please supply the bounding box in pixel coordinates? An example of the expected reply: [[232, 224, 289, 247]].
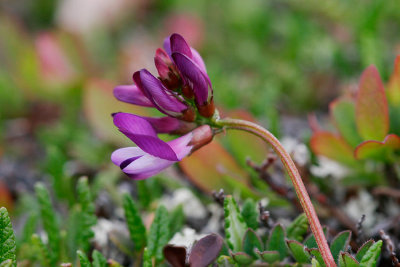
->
[[216, 118, 336, 267]]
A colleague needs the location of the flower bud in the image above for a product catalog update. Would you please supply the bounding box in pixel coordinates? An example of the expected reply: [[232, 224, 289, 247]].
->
[[197, 98, 215, 118], [189, 125, 214, 152], [154, 48, 181, 90]]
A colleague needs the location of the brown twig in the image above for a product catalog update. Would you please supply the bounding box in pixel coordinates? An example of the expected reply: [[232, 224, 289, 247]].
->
[[356, 214, 366, 244], [372, 186, 400, 199], [379, 230, 400, 267]]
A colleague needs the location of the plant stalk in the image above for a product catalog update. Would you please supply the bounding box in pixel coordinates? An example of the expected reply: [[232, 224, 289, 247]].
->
[[215, 118, 336, 267]]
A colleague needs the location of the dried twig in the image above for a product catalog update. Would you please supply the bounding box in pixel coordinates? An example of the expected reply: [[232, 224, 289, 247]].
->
[[379, 230, 400, 267], [356, 214, 366, 244]]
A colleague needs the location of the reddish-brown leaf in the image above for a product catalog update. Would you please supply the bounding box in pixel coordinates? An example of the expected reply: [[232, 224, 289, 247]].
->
[[356, 66, 389, 141], [189, 234, 223, 267]]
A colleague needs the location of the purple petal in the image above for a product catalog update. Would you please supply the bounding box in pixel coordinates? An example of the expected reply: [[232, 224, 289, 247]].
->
[[139, 69, 187, 114], [163, 36, 172, 56], [190, 48, 207, 73], [168, 133, 193, 160], [170, 33, 192, 58], [113, 113, 178, 160], [144, 116, 181, 133], [123, 153, 176, 179], [111, 147, 145, 166], [113, 113, 157, 137], [172, 52, 212, 105], [113, 84, 153, 107]]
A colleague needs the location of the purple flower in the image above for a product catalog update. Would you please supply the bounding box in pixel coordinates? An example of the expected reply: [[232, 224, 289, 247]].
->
[[111, 113, 213, 179]]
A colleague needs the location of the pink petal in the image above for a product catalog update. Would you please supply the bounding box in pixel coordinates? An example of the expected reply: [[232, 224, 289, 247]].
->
[[113, 84, 153, 107]]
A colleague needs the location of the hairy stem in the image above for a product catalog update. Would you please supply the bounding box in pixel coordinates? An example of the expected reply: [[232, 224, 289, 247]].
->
[[215, 118, 336, 267]]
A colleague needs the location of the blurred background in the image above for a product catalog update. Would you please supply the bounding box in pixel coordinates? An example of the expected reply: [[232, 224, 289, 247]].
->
[[1, 0, 400, 233]]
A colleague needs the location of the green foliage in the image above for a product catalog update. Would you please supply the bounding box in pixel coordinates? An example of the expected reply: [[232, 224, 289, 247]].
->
[[240, 199, 258, 230], [142, 248, 152, 267], [35, 183, 60, 265], [147, 205, 170, 262], [224, 196, 248, 252], [167, 205, 184, 239], [122, 194, 147, 252], [355, 240, 374, 262], [30, 234, 51, 267], [266, 224, 287, 260], [92, 250, 107, 267], [359, 240, 382, 267], [287, 240, 310, 263], [77, 250, 91, 267], [0, 208, 16, 267], [330, 231, 351, 264], [286, 213, 309, 242], [242, 229, 262, 258]]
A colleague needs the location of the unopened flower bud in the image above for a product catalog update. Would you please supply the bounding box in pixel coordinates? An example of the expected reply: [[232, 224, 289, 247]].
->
[[197, 98, 215, 118], [180, 107, 196, 122], [155, 48, 181, 90], [189, 125, 214, 152]]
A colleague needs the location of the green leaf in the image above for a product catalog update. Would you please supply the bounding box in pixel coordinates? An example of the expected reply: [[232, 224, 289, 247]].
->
[[266, 224, 287, 260], [308, 248, 324, 266], [230, 252, 254, 265], [304, 227, 328, 249], [242, 229, 263, 258], [330, 98, 362, 148], [30, 234, 51, 267], [359, 240, 382, 267], [92, 250, 107, 267], [122, 194, 147, 252], [35, 183, 60, 265], [356, 66, 389, 141], [0, 208, 16, 267], [77, 250, 92, 267], [147, 205, 170, 262], [168, 205, 184, 239], [330, 230, 351, 264], [224, 196, 248, 252], [240, 199, 258, 230], [355, 240, 374, 262], [19, 213, 38, 244], [339, 252, 359, 267], [354, 134, 400, 161], [142, 248, 152, 267], [0, 259, 12, 267], [286, 213, 309, 242], [255, 250, 280, 264], [388, 56, 400, 105], [312, 257, 322, 267], [310, 132, 357, 165], [76, 177, 97, 252], [287, 240, 310, 263]]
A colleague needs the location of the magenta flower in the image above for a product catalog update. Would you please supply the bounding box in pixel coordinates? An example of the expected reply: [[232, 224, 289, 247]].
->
[[111, 113, 212, 179]]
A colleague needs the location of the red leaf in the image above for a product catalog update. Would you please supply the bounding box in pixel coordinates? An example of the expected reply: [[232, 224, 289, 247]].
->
[[310, 132, 356, 165], [354, 134, 400, 161], [356, 66, 389, 141]]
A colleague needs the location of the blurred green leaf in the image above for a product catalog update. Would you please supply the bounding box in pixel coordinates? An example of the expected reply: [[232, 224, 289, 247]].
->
[[240, 199, 258, 230], [359, 240, 382, 267], [286, 213, 309, 242], [266, 224, 287, 260], [122, 194, 147, 252], [0, 208, 16, 267], [77, 250, 91, 267], [330, 230, 351, 264], [224, 196, 247, 252], [147, 205, 170, 262], [92, 250, 107, 267]]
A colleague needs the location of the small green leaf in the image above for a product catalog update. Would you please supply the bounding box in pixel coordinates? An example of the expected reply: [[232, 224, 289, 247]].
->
[[355, 240, 374, 262], [287, 240, 310, 263], [286, 213, 309, 242], [240, 199, 258, 230], [308, 248, 324, 266], [354, 134, 400, 161], [330, 230, 351, 264], [356, 66, 389, 141], [92, 250, 107, 267], [304, 227, 328, 249], [224, 196, 248, 252], [359, 240, 382, 267], [0, 208, 16, 267], [142, 248, 152, 267], [312, 258, 322, 267], [266, 224, 287, 260], [122, 194, 147, 252], [77, 250, 92, 267], [31, 234, 51, 267], [230, 252, 254, 265], [339, 252, 359, 267], [147, 205, 170, 262], [255, 250, 280, 263], [35, 183, 60, 265], [168, 205, 184, 239], [242, 229, 263, 258]]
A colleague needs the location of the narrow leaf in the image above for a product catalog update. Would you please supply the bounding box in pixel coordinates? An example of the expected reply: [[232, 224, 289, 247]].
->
[[143, 248, 152, 267], [356, 65, 389, 141], [0, 208, 16, 267], [287, 240, 310, 263], [147, 205, 170, 262], [310, 132, 356, 165], [240, 199, 258, 230], [30, 234, 51, 267], [92, 250, 107, 267], [168, 205, 184, 239], [330, 230, 351, 264], [355, 240, 374, 262], [359, 240, 382, 267], [35, 183, 60, 265], [286, 213, 309, 242], [330, 98, 362, 147], [223, 196, 247, 252], [122, 194, 147, 251], [266, 224, 287, 260], [77, 250, 92, 267]]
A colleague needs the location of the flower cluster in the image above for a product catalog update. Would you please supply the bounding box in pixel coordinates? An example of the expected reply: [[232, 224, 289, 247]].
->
[[111, 33, 215, 179]]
